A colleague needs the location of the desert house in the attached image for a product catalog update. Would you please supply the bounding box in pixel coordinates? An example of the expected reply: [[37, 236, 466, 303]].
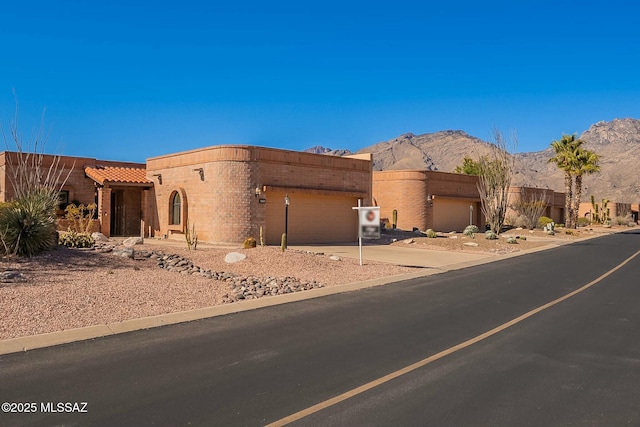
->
[[0, 151, 150, 237], [578, 199, 639, 224], [145, 145, 372, 245], [373, 170, 566, 232]]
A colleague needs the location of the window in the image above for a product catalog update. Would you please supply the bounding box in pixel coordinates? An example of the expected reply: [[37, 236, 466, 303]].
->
[[170, 192, 181, 225], [58, 190, 70, 210]]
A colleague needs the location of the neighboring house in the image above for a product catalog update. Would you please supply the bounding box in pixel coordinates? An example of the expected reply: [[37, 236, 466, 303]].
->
[[0, 151, 148, 237], [506, 186, 565, 225], [373, 171, 566, 232], [578, 200, 639, 224], [373, 170, 484, 232]]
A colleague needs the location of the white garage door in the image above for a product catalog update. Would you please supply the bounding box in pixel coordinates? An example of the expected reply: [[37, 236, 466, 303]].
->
[[265, 192, 358, 245]]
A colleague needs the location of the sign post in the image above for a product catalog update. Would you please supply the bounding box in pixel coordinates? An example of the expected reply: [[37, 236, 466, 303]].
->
[[352, 200, 381, 266]]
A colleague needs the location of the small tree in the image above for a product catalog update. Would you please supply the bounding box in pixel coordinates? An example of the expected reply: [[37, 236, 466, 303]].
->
[[477, 128, 515, 234], [454, 156, 482, 175]]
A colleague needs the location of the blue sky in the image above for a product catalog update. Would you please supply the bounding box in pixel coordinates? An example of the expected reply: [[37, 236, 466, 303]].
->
[[1, 1, 638, 163]]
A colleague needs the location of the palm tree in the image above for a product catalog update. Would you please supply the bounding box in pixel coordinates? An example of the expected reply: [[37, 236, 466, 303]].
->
[[572, 148, 601, 228], [548, 134, 582, 228]]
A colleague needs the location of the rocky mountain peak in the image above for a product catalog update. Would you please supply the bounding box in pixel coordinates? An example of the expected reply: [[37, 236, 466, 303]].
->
[[580, 118, 640, 146]]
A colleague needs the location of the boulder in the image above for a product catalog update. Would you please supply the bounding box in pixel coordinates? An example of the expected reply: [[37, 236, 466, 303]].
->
[[113, 247, 134, 258], [463, 242, 479, 247], [224, 252, 247, 263], [123, 236, 144, 246], [0, 270, 25, 282], [91, 232, 109, 242], [329, 255, 341, 261]]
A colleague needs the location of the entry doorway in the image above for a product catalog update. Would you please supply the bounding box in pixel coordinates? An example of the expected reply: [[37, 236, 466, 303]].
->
[[110, 190, 125, 236]]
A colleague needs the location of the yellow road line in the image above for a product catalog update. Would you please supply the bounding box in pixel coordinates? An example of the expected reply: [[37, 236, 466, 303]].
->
[[266, 249, 640, 426]]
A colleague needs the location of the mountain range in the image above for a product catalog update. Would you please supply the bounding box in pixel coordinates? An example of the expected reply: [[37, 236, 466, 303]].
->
[[305, 118, 640, 202]]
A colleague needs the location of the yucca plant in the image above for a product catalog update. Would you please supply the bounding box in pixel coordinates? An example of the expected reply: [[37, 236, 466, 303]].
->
[[0, 189, 57, 256]]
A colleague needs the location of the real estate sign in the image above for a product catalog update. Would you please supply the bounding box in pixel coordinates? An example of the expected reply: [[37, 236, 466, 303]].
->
[[358, 206, 380, 239]]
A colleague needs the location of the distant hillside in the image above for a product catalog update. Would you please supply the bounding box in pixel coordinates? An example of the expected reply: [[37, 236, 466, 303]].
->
[[305, 118, 640, 201], [515, 118, 640, 200], [354, 130, 496, 172]]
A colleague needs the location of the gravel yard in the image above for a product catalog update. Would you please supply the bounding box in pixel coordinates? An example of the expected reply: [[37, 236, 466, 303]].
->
[[0, 225, 625, 340], [0, 243, 415, 340]]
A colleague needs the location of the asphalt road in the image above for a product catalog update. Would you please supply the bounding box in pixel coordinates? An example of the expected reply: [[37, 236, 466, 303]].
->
[[1, 230, 639, 426]]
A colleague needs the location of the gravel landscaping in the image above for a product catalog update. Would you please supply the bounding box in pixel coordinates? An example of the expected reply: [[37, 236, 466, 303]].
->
[[0, 241, 415, 340], [0, 225, 629, 340]]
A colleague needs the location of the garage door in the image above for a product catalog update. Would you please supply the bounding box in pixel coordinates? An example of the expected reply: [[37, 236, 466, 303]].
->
[[433, 199, 473, 232], [265, 192, 358, 245]]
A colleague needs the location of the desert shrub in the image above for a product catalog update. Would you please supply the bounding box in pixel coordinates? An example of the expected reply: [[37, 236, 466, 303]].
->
[[565, 229, 578, 236], [506, 237, 518, 244], [0, 190, 57, 256], [464, 225, 479, 238], [485, 230, 498, 240], [425, 229, 437, 238], [59, 230, 95, 248], [64, 203, 97, 233], [537, 216, 553, 229], [613, 214, 633, 226], [243, 237, 257, 249], [576, 217, 590, 227]]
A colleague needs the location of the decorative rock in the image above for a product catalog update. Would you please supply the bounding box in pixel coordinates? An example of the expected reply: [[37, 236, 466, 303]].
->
[[112, 246, 134, 258], [123, 236, 144, 246], [463, 242, 479, 247], [449, 235, 458, 239], [0, 270, 25, 282], [224, 252, 247, 263], [329, 255, 341, 261], [91, 232, 109, 241], [403, 238, 415, 244]]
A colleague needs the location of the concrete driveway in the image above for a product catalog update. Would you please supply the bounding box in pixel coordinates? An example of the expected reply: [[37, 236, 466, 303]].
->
[[289, 242, 495, 270]]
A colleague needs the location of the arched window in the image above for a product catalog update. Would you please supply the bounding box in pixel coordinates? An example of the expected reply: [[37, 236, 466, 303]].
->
[[170, 192, 181, 225]]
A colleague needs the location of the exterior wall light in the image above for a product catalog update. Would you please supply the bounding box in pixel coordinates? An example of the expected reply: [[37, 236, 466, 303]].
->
[[255, 187, 262, 197], [152, 174, 162, 185], [193, 168, 204, 181]]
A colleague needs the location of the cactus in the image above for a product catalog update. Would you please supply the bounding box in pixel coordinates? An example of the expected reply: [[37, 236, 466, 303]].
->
[[485, 230, 497, 240], [589, 196, 611, 225], [281, 232, 287, 252], [259, 226, 265, 247], [425, 229, 437, 238], [392, 209, 398, 229], [185, 221, 198, 250]]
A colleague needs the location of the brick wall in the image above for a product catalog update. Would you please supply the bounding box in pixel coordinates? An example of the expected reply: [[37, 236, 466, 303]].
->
[[146, 145, 372, 244]]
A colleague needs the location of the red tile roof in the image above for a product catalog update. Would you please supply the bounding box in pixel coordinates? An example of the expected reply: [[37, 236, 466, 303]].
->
[[85, 166, 152, 186]]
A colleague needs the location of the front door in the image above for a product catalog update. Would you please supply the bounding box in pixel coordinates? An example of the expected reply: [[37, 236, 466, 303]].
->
[[110, 190, 125, 236]]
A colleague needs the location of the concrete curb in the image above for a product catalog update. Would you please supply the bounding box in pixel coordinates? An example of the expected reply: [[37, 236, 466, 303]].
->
[[0, 229, 619, 356]]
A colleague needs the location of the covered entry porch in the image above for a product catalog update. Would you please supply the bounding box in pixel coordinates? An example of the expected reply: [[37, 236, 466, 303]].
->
[[85, 166, 153, 237]]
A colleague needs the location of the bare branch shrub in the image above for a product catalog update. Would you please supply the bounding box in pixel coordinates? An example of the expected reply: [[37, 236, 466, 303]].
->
[[477, 128, 515, 234], [510, 189, 549, 230], [2, 97, 74, 209]]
